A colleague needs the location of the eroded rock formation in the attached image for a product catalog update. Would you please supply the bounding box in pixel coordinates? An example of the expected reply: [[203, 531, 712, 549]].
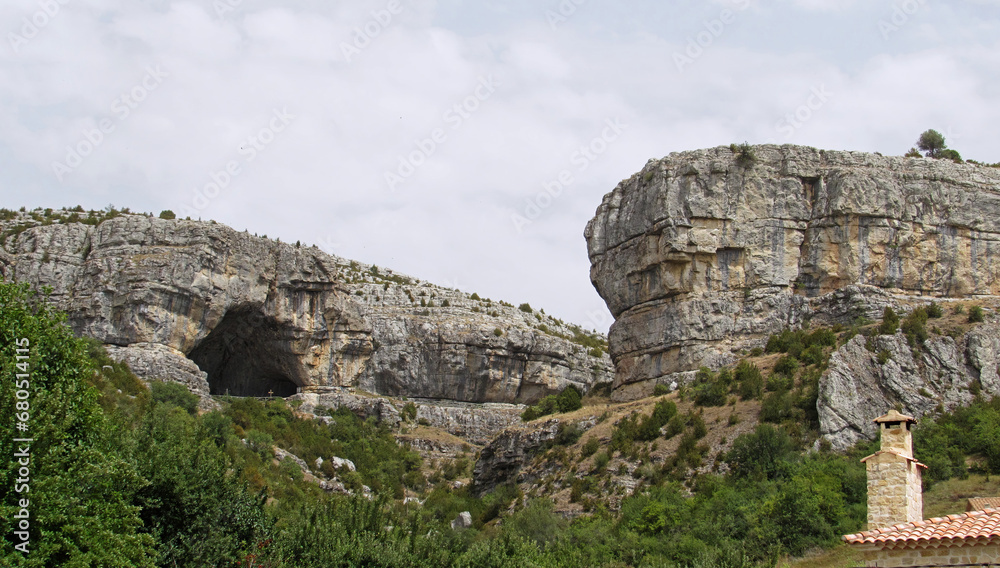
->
[[819, 323, 1000, 450], [586, 145, 1000, 399], [1, 213, 612, 407]]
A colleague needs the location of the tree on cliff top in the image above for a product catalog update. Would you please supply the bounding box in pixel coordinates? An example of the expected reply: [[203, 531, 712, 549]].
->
[[916, 129, 946, 158]]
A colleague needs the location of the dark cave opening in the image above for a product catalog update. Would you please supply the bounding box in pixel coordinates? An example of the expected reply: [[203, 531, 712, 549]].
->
[[189, 306, 303, 397]]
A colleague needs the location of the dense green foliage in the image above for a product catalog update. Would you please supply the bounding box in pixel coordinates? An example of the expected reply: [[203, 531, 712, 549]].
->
[[917, 129, 946, 158], [914, 396, 1000, 487], [969, 305, 985, 323], [521, 386, 583, 421], [1, 281, 157, 567]]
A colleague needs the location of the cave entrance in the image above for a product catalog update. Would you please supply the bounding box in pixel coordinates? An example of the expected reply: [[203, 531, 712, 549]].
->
[[189, 306, 304, 397]]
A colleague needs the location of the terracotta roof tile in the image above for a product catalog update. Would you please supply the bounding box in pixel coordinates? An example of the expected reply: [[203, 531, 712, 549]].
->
[[844, 508, 1000, 547], [967, 497, 1000, 512]]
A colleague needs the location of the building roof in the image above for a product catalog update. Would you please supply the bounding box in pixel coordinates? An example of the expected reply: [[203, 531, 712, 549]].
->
[[858, 449, 927, 468], [844, 508, 1000, 549], [968, 497, 1000, 512], [873, 409, 916, 424]]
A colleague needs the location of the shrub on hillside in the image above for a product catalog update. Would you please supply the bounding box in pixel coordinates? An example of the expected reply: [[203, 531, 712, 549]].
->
[[969, 305, 985, 323], [151, 380, 199, 415], [879, 306, 900, 335]]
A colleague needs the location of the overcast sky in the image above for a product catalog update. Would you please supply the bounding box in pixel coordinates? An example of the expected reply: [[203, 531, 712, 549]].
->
[[2, 0, 998, 332]]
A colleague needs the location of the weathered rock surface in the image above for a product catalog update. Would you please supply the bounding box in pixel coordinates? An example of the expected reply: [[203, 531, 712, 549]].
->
[[473, 418, 578, 495], [586, 145, 1000, 398], [819, 323, 1000, 450], [292, 390, 522, 445], [104, 342, 218, 410], [1, 212, 612, 407], [451, 511, 473, 530]]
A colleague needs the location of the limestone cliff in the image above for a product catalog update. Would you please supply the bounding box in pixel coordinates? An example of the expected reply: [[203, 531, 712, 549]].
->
[[0, 212, 612, 408], [586, 145, 1000, 399], [819, 322, 1000, 450]]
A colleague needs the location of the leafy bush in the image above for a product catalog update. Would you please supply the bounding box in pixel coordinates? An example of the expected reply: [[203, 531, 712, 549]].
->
[[969, 305, 985, 323], [518, 302, 533, 313], [664, 413, 686, 439], [731, 142, 757, 168], [158, 209, 176, 219], [799, 344, 824, 366], [879, 306, 900, 335], [760, 391, 793, 424], [581, 437, 601, 458], [734, 360, 764, 400], [691, 367, 728, 407], [772, 355, 799, 378], [653, 383, 670, 396], [927, 302, 943, 318], [725, 424, 794, 480], [521, 386, 582, 421], [401, 401, 418, 422], [901, 307, 929, 347], [637, 399, 678, 441], [150, 380, 199, 415], [593, 451, 610, 471], [551, 422, 583, 447]]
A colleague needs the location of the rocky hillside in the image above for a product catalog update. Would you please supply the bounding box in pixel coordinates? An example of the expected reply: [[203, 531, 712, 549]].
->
[[0, 209, 612, 424], [586, 144, 1000, 400], [820, 313, 1000, 450]]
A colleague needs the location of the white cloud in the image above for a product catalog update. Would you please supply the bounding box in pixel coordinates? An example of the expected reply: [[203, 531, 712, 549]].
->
[[0, 0, 998, 330]]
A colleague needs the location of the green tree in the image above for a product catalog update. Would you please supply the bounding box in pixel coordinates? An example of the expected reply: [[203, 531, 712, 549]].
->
[[879, 306, 900, 335], [938, 148, 963, 163], [917, 129, 946, 158], [132, 404, 271, 568], [725, 424, 794, 481], [0, 280, 156, 567], [157, 210, 176, 220], [149, 380, 199, 415], [556, 385, 582, 413]]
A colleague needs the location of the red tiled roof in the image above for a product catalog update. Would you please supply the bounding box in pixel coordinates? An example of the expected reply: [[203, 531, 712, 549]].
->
[[968, 497, 1000, 512], [844, 508, 1000, 548]]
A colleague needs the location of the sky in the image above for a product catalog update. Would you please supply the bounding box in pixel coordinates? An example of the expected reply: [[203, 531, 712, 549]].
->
[[1, 0, 999, 333]]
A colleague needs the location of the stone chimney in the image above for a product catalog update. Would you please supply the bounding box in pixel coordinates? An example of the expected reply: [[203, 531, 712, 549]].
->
[[861, 410, 926, 529]]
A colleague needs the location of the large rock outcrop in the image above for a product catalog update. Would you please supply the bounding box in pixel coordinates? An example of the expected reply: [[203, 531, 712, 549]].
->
[[1, 213, 612, 406], [586, 145, 1000, 399], [819, 323, 1000, 450]]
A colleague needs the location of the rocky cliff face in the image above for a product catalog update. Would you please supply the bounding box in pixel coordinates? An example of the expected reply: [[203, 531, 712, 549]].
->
[[819, 322, 1000, 450], [0, 213, 612, 406], [586, 145, 1000, 399]]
